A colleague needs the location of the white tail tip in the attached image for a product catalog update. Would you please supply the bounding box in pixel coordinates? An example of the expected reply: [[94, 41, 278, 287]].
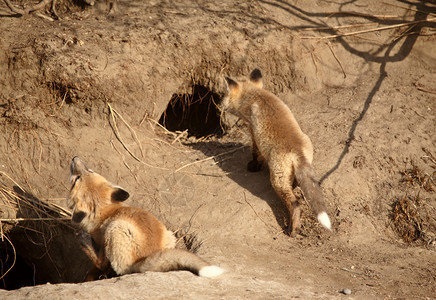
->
[[198, 265, 224, 277], [317, 212, 332, 231]]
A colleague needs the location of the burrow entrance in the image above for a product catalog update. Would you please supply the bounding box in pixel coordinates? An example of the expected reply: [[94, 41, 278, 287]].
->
[[158, 85, 224, 138], [0, 231, 56, 290], [0, 245, 36, 290], [0, 227, 89, 290], [0, 186, 90, 290]]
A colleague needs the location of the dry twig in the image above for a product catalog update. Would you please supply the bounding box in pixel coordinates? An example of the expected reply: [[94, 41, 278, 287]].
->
[[414, 83, 436, 94], [382, 1, 436, 17], [310, 51, 319, 77], [146, 117, 177, 137], [108, 103, 144, 163], [0, 217, 70, 222], [110, 140, 139, 182], [422, 148, 436, 165], [107, 103, 169, 170], [243, 192, 277, 232], [108, 103, 145, 158], [341, 267, 365, 276], [172, 129, 188, 145], [301, 18, 436, 40], [174, 145, 246, 173], [0, 171, 25, 192], [300, 21, 388, 31], [33, 10, 54, 21], [327, 41, 346, 78], [325, 10, 400, 19]]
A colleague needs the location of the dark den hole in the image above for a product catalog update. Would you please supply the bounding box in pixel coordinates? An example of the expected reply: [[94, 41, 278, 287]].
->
[[0, 246, 36, 290], [159, 85, 224, 138]]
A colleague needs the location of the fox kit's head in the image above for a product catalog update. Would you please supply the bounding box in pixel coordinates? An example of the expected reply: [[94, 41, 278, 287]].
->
[[68, 157, 129, 230], [221, 68, 263, 114]]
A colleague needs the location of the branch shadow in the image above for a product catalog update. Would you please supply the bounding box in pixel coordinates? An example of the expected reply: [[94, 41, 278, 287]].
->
[[186, 141, 290, 231], [0, 13, 21, 18], [195, 0, 435, 183]]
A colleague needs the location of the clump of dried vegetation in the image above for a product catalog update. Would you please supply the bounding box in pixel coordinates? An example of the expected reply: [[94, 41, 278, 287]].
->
[[391, 148, 436, 246]]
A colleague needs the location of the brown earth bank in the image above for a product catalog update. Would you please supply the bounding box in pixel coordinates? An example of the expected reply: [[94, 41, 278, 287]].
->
[[0, 0, 435, 299]]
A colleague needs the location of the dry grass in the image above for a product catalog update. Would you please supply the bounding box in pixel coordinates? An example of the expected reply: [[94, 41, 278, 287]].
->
[[0, 172, 72, 281], [400, 165, 435, 192], [392, 195, 426, 243], [0, 181, 71, 224], [391, 156, 436, 245], [176, 230, 203, 254]]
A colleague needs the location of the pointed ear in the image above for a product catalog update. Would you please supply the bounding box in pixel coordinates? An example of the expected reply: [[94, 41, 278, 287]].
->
[[225, 77, 239, 92], [72, 211, 87, 223], [111, 186, 130, 202], [249, 68, 263, 88]]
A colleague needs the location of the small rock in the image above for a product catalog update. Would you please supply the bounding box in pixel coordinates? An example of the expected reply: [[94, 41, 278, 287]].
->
[[341, 288, 351, 295]]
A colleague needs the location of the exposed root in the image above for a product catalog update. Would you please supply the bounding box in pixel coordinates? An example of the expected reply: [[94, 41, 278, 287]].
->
[[2, 0, 93, 19], [0, 234, 16, 281], [3, 0, 52, 15]]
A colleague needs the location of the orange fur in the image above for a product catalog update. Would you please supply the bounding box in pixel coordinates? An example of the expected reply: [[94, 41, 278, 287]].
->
[[67, 157, 223, 280], [222, 69, 331, 235]]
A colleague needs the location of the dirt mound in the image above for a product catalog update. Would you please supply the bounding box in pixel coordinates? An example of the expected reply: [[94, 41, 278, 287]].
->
[[0, 0, 435, 298]]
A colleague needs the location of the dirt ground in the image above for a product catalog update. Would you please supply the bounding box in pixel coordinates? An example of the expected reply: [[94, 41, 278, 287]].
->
[[0, 0, 435, 299]]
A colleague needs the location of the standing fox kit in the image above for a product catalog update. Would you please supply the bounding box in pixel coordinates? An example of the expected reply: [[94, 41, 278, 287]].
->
[[221, 69, 331, 235], [67, 157, 223, 280]]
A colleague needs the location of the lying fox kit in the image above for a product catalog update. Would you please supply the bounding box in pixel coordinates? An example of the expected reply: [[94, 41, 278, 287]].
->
[[221, 69, 331, 235], [67, 157, 223, 280]]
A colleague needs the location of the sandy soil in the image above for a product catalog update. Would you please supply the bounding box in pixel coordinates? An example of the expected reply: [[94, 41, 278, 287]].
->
[[0, 0, 435, 299]]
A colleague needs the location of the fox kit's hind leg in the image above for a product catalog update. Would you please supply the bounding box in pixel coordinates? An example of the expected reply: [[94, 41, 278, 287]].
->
[[104, 220, 140, 275], [247, 136, 265, 172], [269, 163, 301, 236]]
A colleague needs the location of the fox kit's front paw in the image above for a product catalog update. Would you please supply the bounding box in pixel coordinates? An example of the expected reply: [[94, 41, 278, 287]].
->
[[76, 229, 100, 257], [76, 229, 93, 248], [247, 160, 263, 172]]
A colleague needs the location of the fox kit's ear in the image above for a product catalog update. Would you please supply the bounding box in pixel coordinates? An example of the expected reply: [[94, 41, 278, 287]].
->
[[249, 68, 263, 88], [225, 77, 239, 92], [111, 186, 130, 202]]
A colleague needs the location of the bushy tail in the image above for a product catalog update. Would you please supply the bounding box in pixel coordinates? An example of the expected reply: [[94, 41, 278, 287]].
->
[[132, 249, 224, 278], [295, 162, 332, 230]]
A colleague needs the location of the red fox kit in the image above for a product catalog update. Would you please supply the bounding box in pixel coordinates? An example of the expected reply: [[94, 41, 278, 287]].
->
[[221, 69, 331, 235], [67, 157, 224, 280]]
